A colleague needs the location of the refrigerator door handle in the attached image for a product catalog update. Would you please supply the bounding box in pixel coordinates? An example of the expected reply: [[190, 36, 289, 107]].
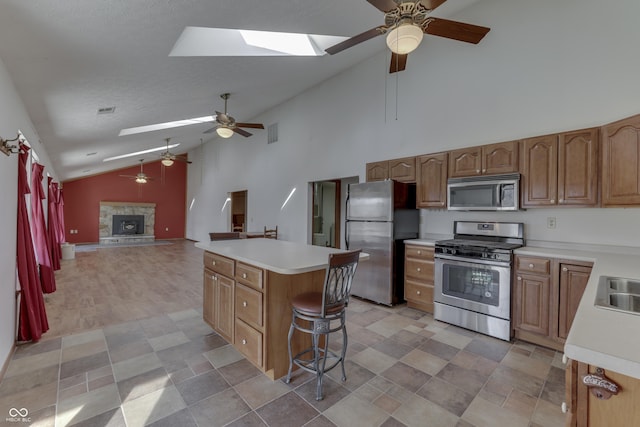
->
[[345, 221, 350, 249]]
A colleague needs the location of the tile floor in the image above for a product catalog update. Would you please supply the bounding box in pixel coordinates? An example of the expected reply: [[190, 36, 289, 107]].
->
[[0, 298, 566, 427]]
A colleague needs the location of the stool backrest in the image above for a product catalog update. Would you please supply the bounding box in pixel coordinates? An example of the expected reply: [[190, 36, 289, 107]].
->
[[322, 250, 361, 316]]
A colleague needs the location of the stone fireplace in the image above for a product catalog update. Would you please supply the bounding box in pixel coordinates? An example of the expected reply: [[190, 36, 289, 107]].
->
[[99, 201, 155, 244]]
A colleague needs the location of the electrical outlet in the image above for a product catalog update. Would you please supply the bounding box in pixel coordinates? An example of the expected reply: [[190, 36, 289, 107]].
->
[[547, 217, 556, 229], [165, 227, 169, 231]]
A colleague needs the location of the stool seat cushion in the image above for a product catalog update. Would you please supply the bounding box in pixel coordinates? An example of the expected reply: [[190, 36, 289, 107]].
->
[[292, 292, 344, 316]]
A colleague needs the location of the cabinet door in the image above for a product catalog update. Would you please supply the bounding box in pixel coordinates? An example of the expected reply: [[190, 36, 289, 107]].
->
[[215, 275, 235, 342], [389, 157, 416, 183], [558, 128, 599, 206], [514, 273, 551, 336], [521, 134, 559, 207], [366, 161, 389, 182], [602, 114, 640, 206], [448, 146, 482, 178], [203, 270, 216, 328], [482, 141, 519, 175], [557, 263, 591, 340], [416, 152, 448, 208]]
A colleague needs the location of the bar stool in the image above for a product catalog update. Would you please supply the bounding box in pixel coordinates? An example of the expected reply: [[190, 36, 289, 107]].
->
[[285, 250, 361, 400]]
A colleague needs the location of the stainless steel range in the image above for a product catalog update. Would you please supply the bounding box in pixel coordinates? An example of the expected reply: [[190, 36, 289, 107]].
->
[[434, 221, 524, 341]]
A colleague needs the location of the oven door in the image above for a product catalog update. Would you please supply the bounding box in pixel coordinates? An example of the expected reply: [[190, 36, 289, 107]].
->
[[434, 254, 511, 320]]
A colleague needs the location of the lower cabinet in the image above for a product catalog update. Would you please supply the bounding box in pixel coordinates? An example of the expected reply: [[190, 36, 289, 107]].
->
[[566, 359, 640, 426], [513, 255, 592, 350], [404, 244, 435, 313]]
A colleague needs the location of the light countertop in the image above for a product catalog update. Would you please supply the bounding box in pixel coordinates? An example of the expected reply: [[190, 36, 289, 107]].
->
[[404, 234, 452, 247], [195, 238, 368, 275], [515, 243, 640, 378]]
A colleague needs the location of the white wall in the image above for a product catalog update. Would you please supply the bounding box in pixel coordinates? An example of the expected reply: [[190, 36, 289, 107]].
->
[[186, 0, 640, 248], [0, 56, 57, 371]]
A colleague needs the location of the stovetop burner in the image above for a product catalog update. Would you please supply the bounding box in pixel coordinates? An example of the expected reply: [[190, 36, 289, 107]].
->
[[435, 238, 523, 252]]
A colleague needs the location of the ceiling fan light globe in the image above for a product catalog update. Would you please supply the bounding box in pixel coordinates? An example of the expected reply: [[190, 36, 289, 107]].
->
[[135, 177, 147, 184], [386, 24, 423, 54], [216, 126, 234, 138], [161, 158, 174, 167]]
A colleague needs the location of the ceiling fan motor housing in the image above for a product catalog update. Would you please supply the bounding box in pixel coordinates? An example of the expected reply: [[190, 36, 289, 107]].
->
[[385, 1, 430, 28]]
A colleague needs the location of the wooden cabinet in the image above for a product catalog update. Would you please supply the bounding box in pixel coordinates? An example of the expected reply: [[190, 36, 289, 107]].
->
[[203, 252, 236, 342], [602, 113, 640, 206], [448, 141, 519, 178], [404, 244, 435, 313], [513, 255, 592, 350], [566, 360, 640, 427], [235, 262, 265, 368], [521, 129, 599, 208], [416, 152, 448, 208], [366, 157, 416, 183], [366, 161, 389, 182]]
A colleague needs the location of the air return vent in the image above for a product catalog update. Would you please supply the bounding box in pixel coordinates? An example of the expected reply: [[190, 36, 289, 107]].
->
[[267, 123, 278, 144], [97, 106, 116, 115]]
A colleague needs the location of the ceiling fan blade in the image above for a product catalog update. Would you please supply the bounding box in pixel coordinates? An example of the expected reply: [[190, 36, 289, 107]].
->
[[366, 0, 398, 13], [424, 17, 490, 44], [325, 27, 386, 55], [233, 127, 252, 137], [174, 157, 193, 164], [235, 122, 265, 129], [203, 126, 218, 134], [421, 0, 448, 11], [119, 175, 138, 178], [389, 53, 408, 74]]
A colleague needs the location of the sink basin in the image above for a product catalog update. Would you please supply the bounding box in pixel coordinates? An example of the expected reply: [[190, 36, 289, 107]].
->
[[595, 276, 640, 315]]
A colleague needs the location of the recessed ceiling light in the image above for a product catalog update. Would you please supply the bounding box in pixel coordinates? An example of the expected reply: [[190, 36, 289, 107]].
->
[[86, 152, 98, 156], [97, 106, 116, 115], [103, 143, 180, 162]]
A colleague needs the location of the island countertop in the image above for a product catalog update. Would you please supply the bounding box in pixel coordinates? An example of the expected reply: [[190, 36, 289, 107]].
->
[[195, 238, 367, 275]]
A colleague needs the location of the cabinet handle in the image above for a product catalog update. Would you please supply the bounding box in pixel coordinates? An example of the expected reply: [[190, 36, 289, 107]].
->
[[212, 260, 216, 266], [561, 402, 568, 414], [242, 273, 247, 279], [417, 268, 421, 272], [517, 276, 522, 281], [416, 291, 421, 295], [212, 275, 217, 281], [562, 267, 568, 272], [559, 198, 564, 203], [441, 202, 445, 205], [417, 250, 421, 255], [528, 263, 534, 269], [562, 354, 568, 364], [550, 199, 555, 203], [242, 301, 247, 307], [583, 369, 620, 400], [476, 169, 480, 173], [482, 168, 486, 173], [242, 339, 247, 345]]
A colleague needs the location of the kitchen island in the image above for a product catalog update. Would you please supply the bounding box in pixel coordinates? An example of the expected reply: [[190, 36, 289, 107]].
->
[[195, 238, 367, 380]]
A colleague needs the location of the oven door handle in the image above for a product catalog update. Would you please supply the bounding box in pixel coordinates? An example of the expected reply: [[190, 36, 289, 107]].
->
[[435, 253, 511, 268]]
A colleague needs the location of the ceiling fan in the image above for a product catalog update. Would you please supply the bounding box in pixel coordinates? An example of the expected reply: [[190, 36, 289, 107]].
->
[[159, 138, 192, 166], [120, 159, 153, 184], [325, 0, 490, 73], [203, 93, 265, 138]]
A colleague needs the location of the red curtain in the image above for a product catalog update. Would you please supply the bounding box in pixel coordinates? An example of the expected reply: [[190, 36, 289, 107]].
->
[[57, 184, 66, 243], [47, 177, 61, 271], [17, 144, 49, 341], [30, 163, 56, 294]]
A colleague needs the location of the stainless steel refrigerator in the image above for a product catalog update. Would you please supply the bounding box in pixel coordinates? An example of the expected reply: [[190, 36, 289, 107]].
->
[[345, 180, 419, 305]]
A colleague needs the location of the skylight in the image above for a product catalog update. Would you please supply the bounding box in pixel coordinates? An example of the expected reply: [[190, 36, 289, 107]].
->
[[119, 116, 215, 137], [103, 143, 180, 162]]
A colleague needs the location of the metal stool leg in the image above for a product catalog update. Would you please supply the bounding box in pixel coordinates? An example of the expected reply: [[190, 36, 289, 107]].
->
[[285, 313, 296, 384], [340, 320, 348, 381]]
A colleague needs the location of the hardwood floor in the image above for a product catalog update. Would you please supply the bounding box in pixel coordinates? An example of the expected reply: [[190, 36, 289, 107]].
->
[[42, 239, 203, 339]]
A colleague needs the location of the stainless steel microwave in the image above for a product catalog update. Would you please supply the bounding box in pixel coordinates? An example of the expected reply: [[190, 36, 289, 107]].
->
[[447, 173, 520, 211]]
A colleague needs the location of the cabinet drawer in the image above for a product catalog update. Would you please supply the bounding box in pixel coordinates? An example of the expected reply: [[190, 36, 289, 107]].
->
[[516, 256, 551, 275], [236, 262, 264, 290], [405, 280, 434, 306], [235, 283, 263, 329], [405, 259, 434, 282], [405, 245, 434, 260], [204, 252, 235, 277], [235, 318, 263, 368]]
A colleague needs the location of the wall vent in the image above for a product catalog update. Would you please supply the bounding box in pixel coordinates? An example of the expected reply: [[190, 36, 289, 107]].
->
[[267, 123, 278, 144], [97, 106, 116, 115]]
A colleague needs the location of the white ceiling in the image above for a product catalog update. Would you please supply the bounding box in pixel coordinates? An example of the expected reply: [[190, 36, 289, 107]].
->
[[0, 0, 480, 180]]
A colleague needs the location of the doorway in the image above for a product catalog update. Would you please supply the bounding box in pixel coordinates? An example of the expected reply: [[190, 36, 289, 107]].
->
[[311, 180, 340, 248], [229, 190, 247, 232]]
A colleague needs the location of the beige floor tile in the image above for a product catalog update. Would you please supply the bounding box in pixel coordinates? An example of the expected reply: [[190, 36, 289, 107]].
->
[[430, 329, 474, 349], [62, 329, 106, 349], [0, 381, 57, 416], [501, 351, 551, 380], [3, 350, 61, 378], [353, 383, 383, 402], [366, 315, 413, 338], [402, 348, 448, 376], [147, 331, 191, 352], [373, 393, 401, 414], [121, 385, 186, 427], [167, 308, 200, 322], [393, 394, 459, 427], [323, 394, 388, 427], [204, 344, 244, 368], [112, 352, 163, 382], [350, 348, 397, 374], [61, 338, 108, 362], [56, 383, 121, 426], [503, 389, 538, 419], [531, 398, 566, 426], [462, 396, 529, 427], [233, 375, 290, 409]]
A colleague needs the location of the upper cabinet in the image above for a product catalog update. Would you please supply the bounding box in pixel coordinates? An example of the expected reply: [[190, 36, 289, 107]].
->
[[366, 157, 416, 183], [521, 129, 598, 208], [448, 141, 519, 178], [602, 114, 640, 206], [417, 152, 448, 208]]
